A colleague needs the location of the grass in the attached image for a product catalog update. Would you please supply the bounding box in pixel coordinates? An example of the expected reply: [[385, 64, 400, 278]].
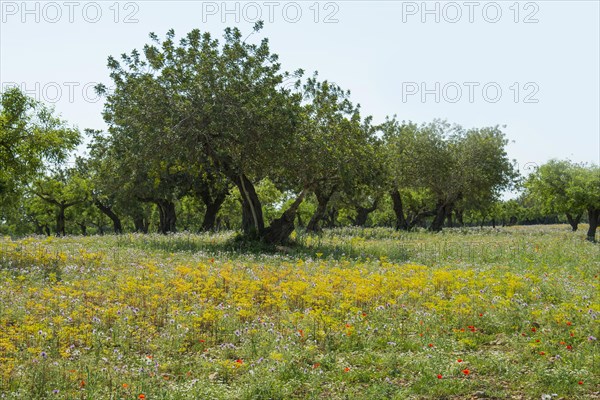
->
[[0, 225, 598, 399]]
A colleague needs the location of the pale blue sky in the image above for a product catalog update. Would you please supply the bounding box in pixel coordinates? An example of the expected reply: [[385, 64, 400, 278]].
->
[[1, 1, 599, 182]]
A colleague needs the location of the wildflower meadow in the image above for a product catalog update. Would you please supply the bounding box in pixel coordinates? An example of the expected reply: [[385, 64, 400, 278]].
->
[[0, 225, 598, 399]]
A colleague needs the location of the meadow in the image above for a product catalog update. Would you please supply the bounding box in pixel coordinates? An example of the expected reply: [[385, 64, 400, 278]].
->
[[0, 225, 598, 399]]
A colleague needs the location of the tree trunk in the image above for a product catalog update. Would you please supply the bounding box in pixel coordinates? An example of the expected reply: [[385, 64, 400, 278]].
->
[[429, 202, 447, 232], [95, 218, 105, 235], [446, 208, 454, 228], [156, 200, 177, 234], [306, 190, 334, 233], [201, 199, 223, 231], [325, 208, 338, 228], [566, 212, 582, 232], [407, 210, 435, 230], [354, 199, 378, 227], [586, 207, 599, 242], [354, 207, 370, 227], [262, 190, 307, 244], [198, 187, 228, 231], [95, 200, 123, 234], [133, 215, 148, 233], [390, 190, 408, 230], [56, 205, 66, 236], [232, 174, 264, 238], [78, 222, 87, 236]]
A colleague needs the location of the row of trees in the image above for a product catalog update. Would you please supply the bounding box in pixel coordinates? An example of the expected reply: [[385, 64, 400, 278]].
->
[[1, 24, 598, 242]]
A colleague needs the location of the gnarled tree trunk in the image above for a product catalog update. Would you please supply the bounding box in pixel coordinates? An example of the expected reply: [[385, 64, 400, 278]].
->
[[197, 186, 228, 232], [78, 222, 87, 236], [430, 202, 449, 232], [306, 189, 335, 233], [566, 212, 582, 232], [262, 190, 307, 244], [156, 200, 177, 234], [95, 200, 123, 234], [56, 205, 67, 236], [353, 198, 379, 227], [133, 215, 149, 233], [390, 189, 408, 231], [586, 207, 599, 242], [231, 173, 264, 238]]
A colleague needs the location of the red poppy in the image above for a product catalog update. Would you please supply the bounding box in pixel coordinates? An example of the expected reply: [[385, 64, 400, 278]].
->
[[428, 343, 434, 347], [570, 332, 574, 337], [531, 327, 537, 332], [344, 367, 350, 372], [539, 351, 545, 355], [566, 321, 572, 326], [462, 369, 470, 375], [312, 363, 320, 369], [479, 313, 483, 317], [437, 374, 442, 379], [457, 359, 463, 363], [566, 345, 573, 350], [578, 380, 583, 385], [139, 395, 146, 399], [80, 380, 85, 388]]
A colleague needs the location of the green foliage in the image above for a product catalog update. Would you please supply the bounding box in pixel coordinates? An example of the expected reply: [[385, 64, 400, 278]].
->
[[525, 160, 584, 215], [0, 87, 80, 211]]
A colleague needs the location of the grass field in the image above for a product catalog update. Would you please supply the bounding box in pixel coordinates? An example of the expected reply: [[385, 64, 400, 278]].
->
[[1, 225, 598, 399]]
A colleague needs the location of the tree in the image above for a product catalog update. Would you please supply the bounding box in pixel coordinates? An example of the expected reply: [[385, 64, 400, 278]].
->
[[295, 77, 378, 232], [382, 119, 440, 230], [32, 168, 88, 236], [383, 119, 516, 232], [567, 164, 600, 242], [99, 24, 355, 243], [0, 87, 80, 211], [525, 160, 585, 231]]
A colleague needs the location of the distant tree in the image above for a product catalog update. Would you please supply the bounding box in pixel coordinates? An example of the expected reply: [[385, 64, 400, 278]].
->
[[32, 168, 88, 236], [297, 77, 378, 232], [568, 164, 600, 242], [383, 119, 516, 232], [525, 160, 585, 231], [0, 87, 80, 212]]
